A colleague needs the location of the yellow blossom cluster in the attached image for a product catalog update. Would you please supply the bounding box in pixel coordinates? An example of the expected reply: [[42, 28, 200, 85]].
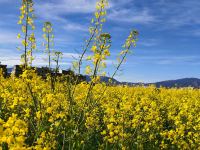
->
[[0, 70, 199, 149]]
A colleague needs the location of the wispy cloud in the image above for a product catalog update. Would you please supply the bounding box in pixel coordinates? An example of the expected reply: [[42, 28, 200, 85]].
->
[[108, 8, 156, 24], [35, 0, 97, 21], [35, 0, 135, 20], [62, 52, 80, 59], [0, 52, 79, 67], [0, 30, 19, 44], [138, 38, 160, 47], [131, 55, 200, 65], [63, 23, 88, 32], [153, 0, 200, 29]]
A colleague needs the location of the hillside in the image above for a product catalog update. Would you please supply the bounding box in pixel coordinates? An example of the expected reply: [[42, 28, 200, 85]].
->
[[100, 77, 200, 88]]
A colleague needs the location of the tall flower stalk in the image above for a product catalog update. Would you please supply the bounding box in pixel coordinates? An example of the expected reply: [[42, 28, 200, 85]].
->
[[17, 0, 35, 68], [72, 0, 108, 95], [43, 22, 55, 91], [53, 51, 63, 75], [43, 22, 54, 70], [85, 33, 112, 102], [28, 33, 36, 66]]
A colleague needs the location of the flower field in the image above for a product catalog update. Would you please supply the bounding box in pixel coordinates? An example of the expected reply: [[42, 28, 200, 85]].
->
[[0, 70, 199, 150], [0, 0, 200, 149]]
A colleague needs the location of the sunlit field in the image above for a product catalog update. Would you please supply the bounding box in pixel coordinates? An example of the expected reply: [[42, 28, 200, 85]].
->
[[0, 0, 200, 149], [0, 71, 200, 150]]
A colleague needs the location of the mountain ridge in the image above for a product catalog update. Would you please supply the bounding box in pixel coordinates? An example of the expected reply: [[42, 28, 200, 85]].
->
[[100, 77, 200, 88]]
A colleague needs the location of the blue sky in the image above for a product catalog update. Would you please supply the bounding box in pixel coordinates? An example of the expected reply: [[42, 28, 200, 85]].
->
[[0, 0, 200, 82]]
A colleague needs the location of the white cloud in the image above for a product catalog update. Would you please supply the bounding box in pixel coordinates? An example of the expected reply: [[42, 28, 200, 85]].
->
[[35, 0, 136, 23], [138, 38, 160, 47], [63, 23, 88, 32], [62, 52, 80, 59], [35, 0, 133, 19], [0, 51, 80, 67], [35, 0, 97, 21], [0, 55, 21, 66], [108, 8, 156, 24], [132, 55, 200, 65], [154, 0, 200, 29], [0, 30, 19, 44]]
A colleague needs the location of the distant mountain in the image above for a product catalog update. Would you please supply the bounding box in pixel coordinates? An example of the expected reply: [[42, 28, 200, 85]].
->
[[85, 75, 120, 84], [86, 76, 200, 88], [151, 78, 200, 88]]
